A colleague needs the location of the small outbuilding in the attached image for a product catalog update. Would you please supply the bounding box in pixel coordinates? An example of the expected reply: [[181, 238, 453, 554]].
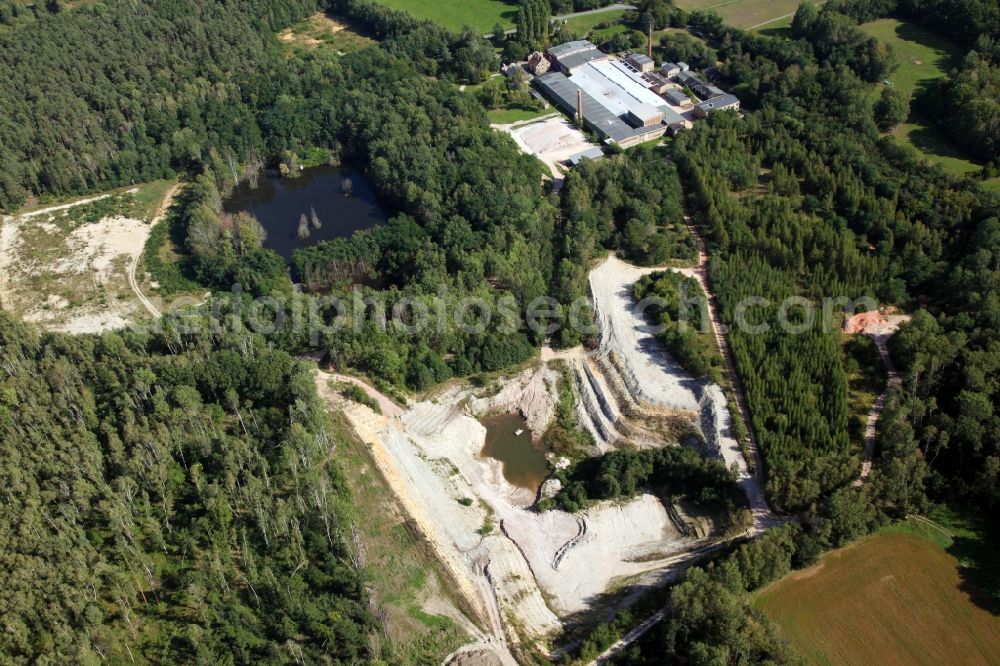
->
[[661, 61, 680, 78], [693, 94, 740, 118], [645, 72, 673, 94], [626, 53, 655, 72], [675, 70, 702, 86], [566, 147, 605, 165], [664, 88, 692, 107]]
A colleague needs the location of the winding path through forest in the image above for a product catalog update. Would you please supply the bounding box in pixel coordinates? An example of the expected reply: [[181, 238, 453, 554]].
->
[[129, 183, 181, 319], [856, 332, 903, 484]]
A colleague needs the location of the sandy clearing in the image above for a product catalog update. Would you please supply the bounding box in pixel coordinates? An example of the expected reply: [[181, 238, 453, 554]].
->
[[540, 345, 586, 364], [38, 313, 133, 334], [2, 192, 129, 309], [2, 187, 160, 334], [13, 214, 154, 334], [443, 643, 513, 666]]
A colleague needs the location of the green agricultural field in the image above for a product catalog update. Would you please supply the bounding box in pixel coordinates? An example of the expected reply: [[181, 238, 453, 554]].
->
[[675, 0, 806, 30], [559, 7, 628, 36], [755, 521, 1000, 665], [374, 0, 520, 32]]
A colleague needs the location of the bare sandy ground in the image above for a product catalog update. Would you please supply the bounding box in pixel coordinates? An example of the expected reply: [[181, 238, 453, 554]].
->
[[319, 366, 716, 653], [499, 117, 600, 181], [588, 255, 775, 533], [378, 391, 705, 631], [24, 215, 154, 333], [1, 189, 160, 334], [320, 253, 779, 656], [589, 256, 701, 412]]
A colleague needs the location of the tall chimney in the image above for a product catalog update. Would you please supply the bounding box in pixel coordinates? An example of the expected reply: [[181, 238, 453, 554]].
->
[[577, 90, 583, 122], [648, 20, 653, 59]]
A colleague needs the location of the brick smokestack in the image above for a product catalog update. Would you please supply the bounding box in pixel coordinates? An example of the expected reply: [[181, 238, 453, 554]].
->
[[648, 20, 653, 59], [577, 90, 583, 122]]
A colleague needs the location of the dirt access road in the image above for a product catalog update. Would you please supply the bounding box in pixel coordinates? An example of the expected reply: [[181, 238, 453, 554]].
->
[[129, 183, 181, 319], [589, 253, 776, 533], [855, 322, 906, 484], [680, 218, 774, 530]]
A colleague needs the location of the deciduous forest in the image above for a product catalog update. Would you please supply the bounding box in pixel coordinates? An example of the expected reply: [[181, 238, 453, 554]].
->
[[0, 314, 373, 662], [2, 0, 999, 662]]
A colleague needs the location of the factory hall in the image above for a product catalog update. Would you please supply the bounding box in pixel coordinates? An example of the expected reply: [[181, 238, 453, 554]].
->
[[532, 40, 740, 148]]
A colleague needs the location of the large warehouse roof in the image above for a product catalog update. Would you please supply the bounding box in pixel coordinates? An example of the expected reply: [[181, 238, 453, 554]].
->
[[557, 49, 608, 72], [548, 40, 596, 60], [533, 72, 667, 144], [583, 60, 684, 124]]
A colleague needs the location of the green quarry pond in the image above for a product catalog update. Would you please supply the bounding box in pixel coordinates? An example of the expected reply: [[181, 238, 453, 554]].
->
[[480, 413, 549, 492]]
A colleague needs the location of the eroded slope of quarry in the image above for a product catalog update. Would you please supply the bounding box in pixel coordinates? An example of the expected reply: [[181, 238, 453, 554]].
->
[[320, 253, 774, 657]]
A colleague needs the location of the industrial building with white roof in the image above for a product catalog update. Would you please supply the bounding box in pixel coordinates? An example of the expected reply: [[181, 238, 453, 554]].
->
[[533, 40, 740, 148]]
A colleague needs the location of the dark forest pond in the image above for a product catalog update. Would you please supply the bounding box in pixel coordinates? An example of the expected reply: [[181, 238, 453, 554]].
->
[[480, 413, 549, 492], [223, 165, 387, 260]]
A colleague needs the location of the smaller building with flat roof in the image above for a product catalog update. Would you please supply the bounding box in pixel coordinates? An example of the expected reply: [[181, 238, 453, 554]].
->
[[661, 62, 681, 78], [566, 147, 605, 165], [675, 70, 702, 86], [626, 53, 655, 72], [628, 103, 663, 127], [664, 88, 692, 107], [693, 94, 741, 118]]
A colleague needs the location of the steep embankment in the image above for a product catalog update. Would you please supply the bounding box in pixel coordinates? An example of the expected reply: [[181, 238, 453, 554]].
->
[[587, 254, 776, 533]]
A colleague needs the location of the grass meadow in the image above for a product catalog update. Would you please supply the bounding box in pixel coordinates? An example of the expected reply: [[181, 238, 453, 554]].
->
[[859, 18, 1000, 190], [374, 0, 520, 32], [559, 7, 629, 37]]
